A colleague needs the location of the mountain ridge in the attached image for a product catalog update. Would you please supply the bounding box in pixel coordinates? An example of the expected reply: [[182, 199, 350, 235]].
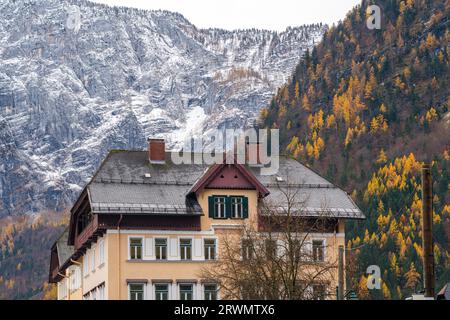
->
[[0, 0, 326, 218]]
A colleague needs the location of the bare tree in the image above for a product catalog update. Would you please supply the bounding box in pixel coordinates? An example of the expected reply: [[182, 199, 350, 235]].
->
[[201, 182, 340, 300]]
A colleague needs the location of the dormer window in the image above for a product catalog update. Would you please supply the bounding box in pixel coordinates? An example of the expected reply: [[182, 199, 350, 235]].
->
[[208, 196, 248, 219], [231, 197, 244, 218], [213, 197, 226, 218]]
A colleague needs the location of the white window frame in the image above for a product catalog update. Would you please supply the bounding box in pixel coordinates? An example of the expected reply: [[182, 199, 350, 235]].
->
[[98, 283, 105, 300], [214, 196, 227, 218], [179, 238, 193, 261], [204, 238, 217, 260], [179, 283, 195, 300], [83, 251, 89, 277], [91, 247, 96, 272], [128, 236, 144, 260], [203, 283, 219, 300], [128, 283, 146, 300], [312, 238, 326, 262], [98, 239, 105, 266], [154, 283, 170, 300], [155, 237, 168, 260], [231, 197, 244, 218]]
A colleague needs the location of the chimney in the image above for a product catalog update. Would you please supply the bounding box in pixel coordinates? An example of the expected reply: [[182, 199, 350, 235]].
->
[[148, 138, 165, 164]]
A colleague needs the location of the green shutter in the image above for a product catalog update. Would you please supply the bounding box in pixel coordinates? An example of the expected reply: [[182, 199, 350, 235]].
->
[[208, 196, 215, 218], [243, 197, 249, 219], [225, 196, 232, 219]]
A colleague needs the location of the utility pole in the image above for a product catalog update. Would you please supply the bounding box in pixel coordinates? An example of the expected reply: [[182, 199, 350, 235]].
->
[[421, 164, 435, 298], [338, 245, 344, 300]]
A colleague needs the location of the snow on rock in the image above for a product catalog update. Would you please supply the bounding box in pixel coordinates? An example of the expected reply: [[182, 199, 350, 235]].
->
[[0, 0, 326, 216]]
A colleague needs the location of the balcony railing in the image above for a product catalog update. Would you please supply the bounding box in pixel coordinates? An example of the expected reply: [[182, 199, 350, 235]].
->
[[75, 214, 98, 250]]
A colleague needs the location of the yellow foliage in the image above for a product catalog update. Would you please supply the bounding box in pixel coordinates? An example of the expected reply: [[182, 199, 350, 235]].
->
[[405, 262, 421, 289], [325, 114, 336, 129], [344, 127, 354, 146], [425, 107, 438, 123], [377, 149, 388, 164], [364, 68, 377, 100], [293, 143, 304, 158], [306, 141, 314, 158], [259, 108, 269, 121], [333, 77, 366, 127], [370, 115, 388, 133], [42, 283, 58, 300], [413, 242, 423, 258], [382, 282, 391, 299], [358, 276, 370, 299], [302, 95, 311, 111]]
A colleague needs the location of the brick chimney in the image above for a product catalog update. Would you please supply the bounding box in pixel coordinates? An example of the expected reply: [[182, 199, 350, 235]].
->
[[148, 138, 165, 164]]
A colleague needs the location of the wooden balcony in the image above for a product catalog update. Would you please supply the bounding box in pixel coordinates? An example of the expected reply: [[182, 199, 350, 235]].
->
[[75, 214, 102, 250]]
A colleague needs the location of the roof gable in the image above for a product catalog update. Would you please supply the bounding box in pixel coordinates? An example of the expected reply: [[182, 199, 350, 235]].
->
[[189, 163, 269, 198]]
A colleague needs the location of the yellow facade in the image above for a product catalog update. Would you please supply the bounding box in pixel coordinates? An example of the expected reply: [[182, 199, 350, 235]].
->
[[57, 187, 346, 300]]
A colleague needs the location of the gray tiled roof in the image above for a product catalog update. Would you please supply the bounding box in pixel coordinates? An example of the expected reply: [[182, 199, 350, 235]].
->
[[85, 151, 364, 219], [437, 283, 450, 300], [56, 229, 74, 267], [89, 183, 202, 214]]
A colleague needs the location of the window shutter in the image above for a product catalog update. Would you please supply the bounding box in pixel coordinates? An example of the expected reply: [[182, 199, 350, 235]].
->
[[208, 196, 214, 218], [242, 197, 249, 218], [225, 196, 232, 218], [144, 238, 154, 260], [193, 238, 202, 260], [169, 238, 178, 260]]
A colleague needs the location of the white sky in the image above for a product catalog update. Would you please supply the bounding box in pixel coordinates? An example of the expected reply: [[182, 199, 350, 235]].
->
[[91, 0, 361, 32]]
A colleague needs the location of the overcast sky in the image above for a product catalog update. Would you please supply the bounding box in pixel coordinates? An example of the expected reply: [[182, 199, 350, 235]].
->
[[92, 0, 361, 32]]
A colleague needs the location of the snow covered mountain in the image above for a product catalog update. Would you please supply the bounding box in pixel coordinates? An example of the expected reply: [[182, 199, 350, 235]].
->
[[0, 0, 325, 217]]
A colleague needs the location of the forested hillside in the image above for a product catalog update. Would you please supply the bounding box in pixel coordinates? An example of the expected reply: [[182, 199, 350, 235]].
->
[[0, 213, 66, 299], [261, 0, 449, 298]]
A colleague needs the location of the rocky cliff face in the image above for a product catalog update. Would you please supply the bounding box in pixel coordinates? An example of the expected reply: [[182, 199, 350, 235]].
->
[[0, 0, 325, 217]]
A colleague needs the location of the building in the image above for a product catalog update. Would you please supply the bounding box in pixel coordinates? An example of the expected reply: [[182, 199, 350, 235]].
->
[[49, 138, 364, 300], [437, 283, 450, 300]]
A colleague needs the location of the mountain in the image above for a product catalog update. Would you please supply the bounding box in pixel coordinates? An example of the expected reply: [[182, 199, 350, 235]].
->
[[0, 0, 326, 218], [261, 0, 449, 298]]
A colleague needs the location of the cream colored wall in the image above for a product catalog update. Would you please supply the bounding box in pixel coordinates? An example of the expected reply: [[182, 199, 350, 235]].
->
[[106, 230, 219, 300], [58, 265, 83, 300], [82, 235, 108, 299], [197, 189, 259, 230], [57, 186, 347, 300], [103, 230, 345, 300]]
